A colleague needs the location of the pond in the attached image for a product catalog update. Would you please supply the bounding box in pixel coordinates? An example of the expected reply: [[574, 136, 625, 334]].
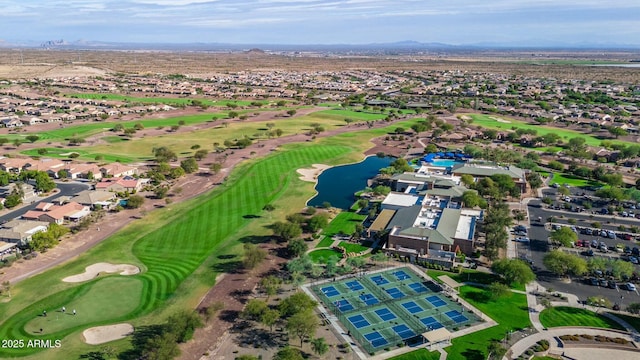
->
[[308, 155, 394, 210]]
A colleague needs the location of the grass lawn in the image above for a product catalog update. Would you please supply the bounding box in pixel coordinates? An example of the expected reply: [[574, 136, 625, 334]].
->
[[0, 118, 426, 358], [338, 241, 369, 253], [539, 307, 625, 330], [308, 249, 343, 264], [392, 285, 530, 360], [537, 171, 550, 177], [610, 313, 640, 332], [322, 211, 367, 237], [549, 173, 605, 188], [21, 147, 138, 163], [316, 109, 389, 121], [315, 236, 335, 248], [465, 113, 633, 148], [427, 269, 526, 291], [390, 350, 441, 360]]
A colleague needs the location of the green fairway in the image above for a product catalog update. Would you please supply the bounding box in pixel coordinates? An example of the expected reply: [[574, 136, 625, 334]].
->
[[465, 113, 632, 147], [549, 173, 604, 188], [0, 118, 427, 358], [317, 109, 388, 121], [539, 306, 625, 330], [308, 249, 343, 263], [21, 147, 139, 163], [610, 313, 640, 332], [392, 285, 530, 360], [24, 277, 142, 334]]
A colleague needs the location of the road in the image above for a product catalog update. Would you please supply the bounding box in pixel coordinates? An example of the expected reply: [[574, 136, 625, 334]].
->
[[0, 181, 90, 223]]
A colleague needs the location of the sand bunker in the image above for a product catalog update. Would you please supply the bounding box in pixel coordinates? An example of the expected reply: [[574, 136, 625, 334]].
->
[[297, 164, 331, 182], [83, 323, 134, 345], [62, 263, 140, 283]]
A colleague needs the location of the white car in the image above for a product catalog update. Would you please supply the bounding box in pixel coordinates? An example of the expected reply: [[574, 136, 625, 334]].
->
[[515, 237, 530, 243], [627, 283, 637, 291]]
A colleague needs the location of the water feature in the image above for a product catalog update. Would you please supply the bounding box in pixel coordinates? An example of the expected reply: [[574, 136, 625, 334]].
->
[[429, 159, 464, 168], [308, 156, 394, 209]]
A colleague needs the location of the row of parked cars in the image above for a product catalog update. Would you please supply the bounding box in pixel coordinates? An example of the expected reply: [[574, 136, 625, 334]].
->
[[586, 277, 637, 291]]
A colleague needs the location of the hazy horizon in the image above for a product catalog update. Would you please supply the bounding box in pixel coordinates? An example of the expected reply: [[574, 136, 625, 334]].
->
[[1, 1, 639, 47]]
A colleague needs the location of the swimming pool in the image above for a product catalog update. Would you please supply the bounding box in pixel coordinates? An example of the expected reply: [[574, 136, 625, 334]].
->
[[428, 159, 464, 168]]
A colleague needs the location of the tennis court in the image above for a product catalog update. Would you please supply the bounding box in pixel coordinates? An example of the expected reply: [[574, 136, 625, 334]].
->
[[311, 266, 483, 355]]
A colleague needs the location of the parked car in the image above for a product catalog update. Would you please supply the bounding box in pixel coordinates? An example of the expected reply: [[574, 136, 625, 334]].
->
[[585, 249, 595, 257], [589, 277, 599, 286], [629, 256, 639, 265], [599, 279, 609, 287], [608, 281, 618, 289], [633, 247, 640, 256], [585, 228, 593, 235], [626, 283, 637, 291], [515, 237, 530, 243]]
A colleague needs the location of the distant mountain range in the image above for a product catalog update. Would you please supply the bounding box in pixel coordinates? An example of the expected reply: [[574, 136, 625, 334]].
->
[[0, 39, 638, 52]]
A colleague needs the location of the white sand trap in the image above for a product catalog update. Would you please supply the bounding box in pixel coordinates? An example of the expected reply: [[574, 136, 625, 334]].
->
[[83, 323, 134, 345], [297, 164, 331, 182], [62, 262, 140, 283], [459, 115, 471, 121], [58, 152, 80, 156]]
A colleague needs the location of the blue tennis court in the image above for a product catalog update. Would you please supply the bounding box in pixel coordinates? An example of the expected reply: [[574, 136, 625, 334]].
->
[[348, 314, 371, 329], [321, 285, 340, 298], [421, 316, 443, 329], [371, 275, 389, 285], [446, 310, 469, 323], [393, 270, 411, 280], [375, 308, 397, 321], [364, 331, 388, 348], [426, 295, 447, 307], [334, 299, 354, 312], [346, 280, 365, 291], [385, 287, 405, 299], [401, 301, 423, 314], [392, 324, 416, 340], [359, 293, 379, 306], [408, 282, 429, 293]]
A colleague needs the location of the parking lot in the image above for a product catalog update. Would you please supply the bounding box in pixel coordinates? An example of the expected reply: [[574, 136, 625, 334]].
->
[[516, 197, 640, 307]]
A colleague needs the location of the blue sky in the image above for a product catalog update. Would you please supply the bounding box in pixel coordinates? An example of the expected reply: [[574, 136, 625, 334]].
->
[[1, 0, 639, 46]]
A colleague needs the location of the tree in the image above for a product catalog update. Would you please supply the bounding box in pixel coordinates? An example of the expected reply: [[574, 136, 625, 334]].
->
[[4, 190, 22, 208], [112, 123, 124, 132], [461, 190, 487, 209], [152, 146, 177, 163], [307, 214, 329, 232], [209, 163, 223, 174], [550, 227, 578, 247], [488, 282, 511, 299], [34, 171, 56, 192], [165, 310, 203, 343], [193, 149, 208, 161], [310, 337, 329, 356], [279, 292, 317, 318], [491, 259, 536, 285], [287, 109, 297, 117], [1, 281, 10, 298], [608, 126, 628, 139], [287, 310, 318, 347], [25, 135, 40, 143], [487, 340, 507, 360], [259, 275, 282, 300], [134, 122, 145, 131], [0, 138, 8, 147], [180, 158, 199, 174], [126, 195, 145, 209], [611, 259, 634, 280], [273, 221, 303, 241], [526, 172, 543, 190], [543, 250, 587, 278], [243, 243, 267, 269], [261, 308, 281, 332], [628, 303, 640, 314], [142, 332, 180, 360], [241, 299, 268, 321], [273, 347, 303, 360], [287, 238, 308, 258], [460, 174, 475, 187]]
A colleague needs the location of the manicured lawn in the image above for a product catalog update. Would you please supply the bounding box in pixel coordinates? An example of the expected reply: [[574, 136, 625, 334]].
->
[[0, 118, 427, 358], [308, 249, 343, 264], [465, 113, 633, 148], [537, 171, 550, 177], [549, 173, 604, 188], [610, 313, 640, 332], [322, 211, 367, 237], [539, 306, 625, 330], [338, 241, 369, 253], [392, 285, 531, 360], [316, 109, 389, 121], [390, 350, 441, 360], [315, 236, 335, 248], [427, 269, 526, 291], [21, 147, 138, 163]]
